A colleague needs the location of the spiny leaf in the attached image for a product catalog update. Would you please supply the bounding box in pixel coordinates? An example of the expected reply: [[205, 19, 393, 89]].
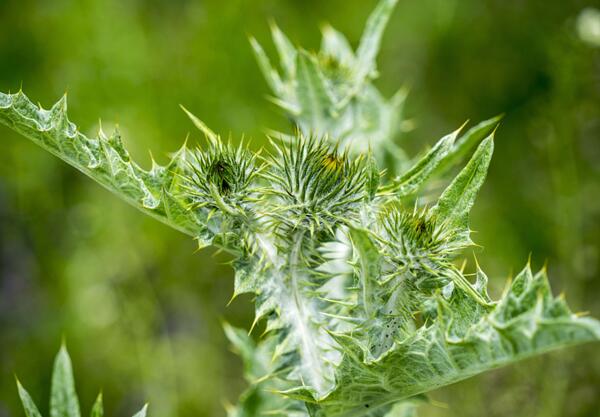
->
[[320, 25, 355, 66], [16, 380, 43, 417], [224, 324, 308, 417], [50, 345, 81, 417], [15, 348, 147, 417], [131, 404, 148, 417], [90, 394, 103, 417], [250, 37, 284, 95], [433, 115, 502, 178], [383, 127, 458, 197], [223, 323, 255, 369], [0, 91, 207, 238], [349, 228, 381, 320], [292, 265, 600, 417], [353, 0, 399, 92], [270, 21, 297, 78], [296, 50, 335, 135], [433, 135, 494, 238], [180, 105, 218, 144]]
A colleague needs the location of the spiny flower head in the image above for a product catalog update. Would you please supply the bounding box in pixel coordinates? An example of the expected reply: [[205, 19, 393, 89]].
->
[[183, 138, 261, 213], [380, 205, 467, 265], [266, 134, 369, 234]]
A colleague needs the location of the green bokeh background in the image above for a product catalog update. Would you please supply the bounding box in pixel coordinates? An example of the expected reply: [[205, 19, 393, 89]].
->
[[1, 1, 599, 416]]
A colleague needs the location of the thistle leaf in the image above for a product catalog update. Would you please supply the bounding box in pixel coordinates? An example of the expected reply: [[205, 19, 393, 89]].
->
[[383, 128, 458, 197], [348, 228, 381, 320], [50, 345, 81, 417], [15, 347, 147, 417], [90, 394, 103, 417], [292, 265, 600, 417], [270, 22, 297, 78], [0, 91, 208, 238], [433, 135, 494, 239], [180, 105, 218, 144], [320, 25, 355, 66], [224, 324, 308, 417], [296, 50, 335, 135], [131, 405, 148, 417], [250, 37, 284, 95], [16, 381, 43, 417], [433, 115, 502, 178], [353, 0, 399, 88]]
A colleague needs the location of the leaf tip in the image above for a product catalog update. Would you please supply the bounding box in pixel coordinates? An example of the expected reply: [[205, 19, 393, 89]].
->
[[179, 105, 218, 145]]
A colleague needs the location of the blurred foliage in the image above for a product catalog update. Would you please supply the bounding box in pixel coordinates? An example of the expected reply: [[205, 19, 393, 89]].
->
[[0, 1, 598, 417]]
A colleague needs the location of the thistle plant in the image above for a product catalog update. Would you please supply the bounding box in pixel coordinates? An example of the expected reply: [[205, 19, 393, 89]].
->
[[16, 346, 147, 417], [2, 1, 599, 416]]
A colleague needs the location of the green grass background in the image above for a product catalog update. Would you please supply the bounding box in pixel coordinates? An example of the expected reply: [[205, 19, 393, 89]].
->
[[1, 0, 599, 416]]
